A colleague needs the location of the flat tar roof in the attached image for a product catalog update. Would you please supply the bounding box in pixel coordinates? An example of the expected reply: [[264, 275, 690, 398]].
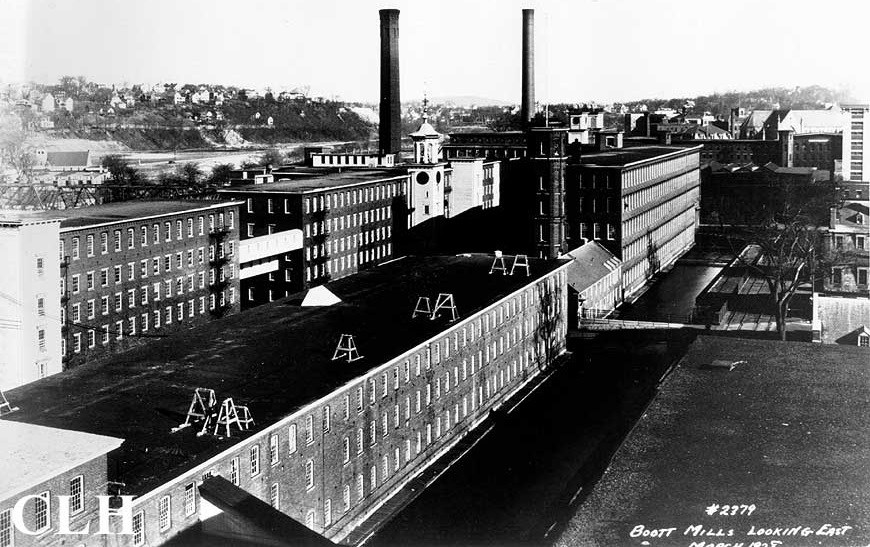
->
[[556, 335, 870, 547], [1, 200, 239, 230], [579, 145, 701, 168], [2, 255, 566, 495], [219, 168, 409, 194]]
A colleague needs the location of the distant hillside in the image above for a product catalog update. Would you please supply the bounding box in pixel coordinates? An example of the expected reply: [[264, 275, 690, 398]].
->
[[430, 96, 513, 108], [622, 85, 854, 116], [27, 82, 376, 151]]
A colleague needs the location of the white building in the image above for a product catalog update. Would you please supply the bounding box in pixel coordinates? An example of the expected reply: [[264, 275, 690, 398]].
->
[[564, 241, 622, 321], [0, 217, 63, 390], [842, 103, 868, 182], [446, 158, 500, 217], [406, 109, 448, 227], [40, 93, 55, 113]]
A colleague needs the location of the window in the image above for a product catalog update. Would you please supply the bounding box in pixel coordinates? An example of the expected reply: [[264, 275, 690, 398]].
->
[[100, 231, 108, 254], [250, 445, 261, 476], [323, 405, 331, 432], [343, 485, 351, 512], [159, 495, 171, 531], [184, 482, 196, 516], [343, 437, 351, 463], [230, 457, 240, 485], [859, 334, 870, 347], [270, 484, 280, 509], [305, 459, 315, 490], [132, 511, 145, 546], [0, 509, 10, 547], [270, 434, 279, 465], [69, 475, 84, 514], [324, 499, 332, 527], [306, 415, 314, 444], [287, 424, 297, 454], [30, 490, 50, 533], [86, 234, 94, 257], [357, 474, 365, 501], [114, 230, 122, 251]]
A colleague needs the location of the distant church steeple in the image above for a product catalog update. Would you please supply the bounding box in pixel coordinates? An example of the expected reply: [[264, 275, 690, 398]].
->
[[410, 94, 440, 164]]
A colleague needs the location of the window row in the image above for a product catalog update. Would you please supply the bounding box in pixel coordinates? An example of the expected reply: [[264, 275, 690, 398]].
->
[[62, 212, 234, 260], [302, 182, 404, 215], [64, 290, 235, 356], [0, 476, 83, 543], [60, 262, 236, 296], [622, 188, 699, 243], [622, 170, 699, 217], [623, 152, 698, 190]]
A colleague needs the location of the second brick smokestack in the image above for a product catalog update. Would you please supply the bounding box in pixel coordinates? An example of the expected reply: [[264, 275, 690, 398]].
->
[[379, 9, 401, 155], [521, 9, 535, 124]]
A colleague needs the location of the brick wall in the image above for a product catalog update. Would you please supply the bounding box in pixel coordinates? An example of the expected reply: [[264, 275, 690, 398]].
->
[[112, 267, 569, 546], [59, 204, 241, 368]]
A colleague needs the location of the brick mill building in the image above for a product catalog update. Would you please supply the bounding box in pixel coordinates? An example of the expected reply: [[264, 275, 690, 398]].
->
[[1, 254, 570, 546], [0, 201, 242, 388], [219, 169, 410, 305], [0, 421, 123, 547], [567, 144, 702, 297]]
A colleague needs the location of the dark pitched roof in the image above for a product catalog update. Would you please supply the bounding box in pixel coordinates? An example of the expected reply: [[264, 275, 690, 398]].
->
[[45, 150, 90, 167], [563, 242, 620, 293]]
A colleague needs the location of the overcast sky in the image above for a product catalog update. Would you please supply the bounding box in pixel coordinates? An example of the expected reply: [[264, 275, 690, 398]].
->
[[1, 0, 868, 104]]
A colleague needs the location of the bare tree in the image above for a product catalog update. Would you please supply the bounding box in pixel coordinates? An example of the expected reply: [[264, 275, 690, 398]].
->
[[532, 277, 565, 371], [0, 112, 37, 184], [725, 180, 831, 340], [177, 162, 203, 186]]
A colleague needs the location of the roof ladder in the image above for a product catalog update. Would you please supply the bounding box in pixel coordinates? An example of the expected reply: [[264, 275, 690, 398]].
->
[[489, 250, 508, 275], [412, 296, 432, 318], [172, 387, 217, 435], [332, 334, 363, 363], [510, 254, 531, 276], [431, 293, 459, 322], [213, 398, 248, 438], [0, 389, 18, 416]]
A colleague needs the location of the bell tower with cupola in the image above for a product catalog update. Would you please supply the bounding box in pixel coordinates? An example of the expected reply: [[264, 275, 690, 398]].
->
[[407, 97, 448, 227]]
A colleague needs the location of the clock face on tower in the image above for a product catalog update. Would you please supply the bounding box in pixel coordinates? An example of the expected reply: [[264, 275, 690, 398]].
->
[[416, 171, 430, 185]]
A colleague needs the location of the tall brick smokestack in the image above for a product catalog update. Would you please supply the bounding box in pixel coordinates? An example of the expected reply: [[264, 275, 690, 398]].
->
[[521, 9, 535, 124], [379, 9, 401, 155]]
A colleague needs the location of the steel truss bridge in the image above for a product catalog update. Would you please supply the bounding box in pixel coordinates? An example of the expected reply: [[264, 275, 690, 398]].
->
[[0, 184, 220, 210]]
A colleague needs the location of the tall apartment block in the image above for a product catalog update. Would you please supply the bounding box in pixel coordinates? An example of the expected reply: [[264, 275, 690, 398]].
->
[[0, 200, 242, 388]]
